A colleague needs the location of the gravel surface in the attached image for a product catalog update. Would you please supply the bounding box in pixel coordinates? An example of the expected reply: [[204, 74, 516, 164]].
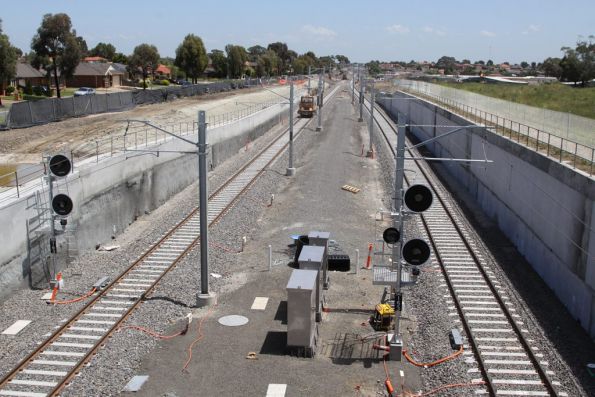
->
[[1, 85, 591, 397]]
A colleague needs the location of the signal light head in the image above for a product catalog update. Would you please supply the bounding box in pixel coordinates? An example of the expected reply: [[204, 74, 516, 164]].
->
[[402, 239, 431, 266], [382, 227, 400, 245], [404, 184, 433, 213], [52, 194, 73, 216], [49, 154, 72, 177]]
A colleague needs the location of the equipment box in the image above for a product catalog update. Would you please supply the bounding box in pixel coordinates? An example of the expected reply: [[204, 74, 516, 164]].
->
[[298, 245, 325, 270], [286, 269, 318, 355]]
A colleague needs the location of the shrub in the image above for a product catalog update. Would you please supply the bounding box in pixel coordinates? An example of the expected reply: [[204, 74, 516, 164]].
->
[[25, 81, 33, 95], [23, 94, 47, 101], [5, 86, 15, 94], [161, 79, 170, 86]]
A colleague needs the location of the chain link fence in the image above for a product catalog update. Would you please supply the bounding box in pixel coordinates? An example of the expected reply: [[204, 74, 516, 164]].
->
[[396, 79, 595, 147], [5, 79, 262, 129], [0, 97, 286, 205]]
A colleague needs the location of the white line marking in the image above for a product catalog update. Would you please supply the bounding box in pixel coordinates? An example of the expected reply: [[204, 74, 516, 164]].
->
[[2, 320, 32, 335], [265, 384, 287, 397], [251, 297, 269, 310]]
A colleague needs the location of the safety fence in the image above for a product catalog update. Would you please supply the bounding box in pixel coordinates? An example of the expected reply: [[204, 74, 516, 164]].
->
[[396, 79, 595, 147], [0, 99, 288, 204], [4, 79, 264, 129], [378, 90, 595, 176]]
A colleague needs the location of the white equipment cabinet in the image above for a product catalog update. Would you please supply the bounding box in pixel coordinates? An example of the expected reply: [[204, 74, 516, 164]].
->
[[286, 269, 318, 357]]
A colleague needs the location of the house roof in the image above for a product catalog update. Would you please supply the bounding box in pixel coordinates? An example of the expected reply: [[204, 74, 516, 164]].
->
[[73, 63, 124, 76], [155, 64, 171, 74], [83, 56, 108, 63], [16, 63, 45, 79]]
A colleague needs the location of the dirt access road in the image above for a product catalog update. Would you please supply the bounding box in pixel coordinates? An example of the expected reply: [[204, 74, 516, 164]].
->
[[0, 84, 300, 165]]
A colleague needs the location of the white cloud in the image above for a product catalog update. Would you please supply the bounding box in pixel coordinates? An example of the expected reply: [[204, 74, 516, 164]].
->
[[422, 26, 446, 36], [386, 24, 410, 34], [301, 25, 337, 38], [522, 24, 540, 34], [480, 30, 496, 37]]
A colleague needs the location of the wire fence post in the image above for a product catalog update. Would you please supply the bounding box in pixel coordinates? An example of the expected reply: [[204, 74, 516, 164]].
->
[[14, 171, 19, 198]]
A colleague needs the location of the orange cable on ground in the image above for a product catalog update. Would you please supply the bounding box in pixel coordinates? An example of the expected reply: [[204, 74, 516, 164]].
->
[[49, 287, 97, 305], [119, 324, 187, 340], [402, 380, 486, 397], [182, 305, 215, 372], [383, 355, 395, 396], [402, 345, 464, 368]]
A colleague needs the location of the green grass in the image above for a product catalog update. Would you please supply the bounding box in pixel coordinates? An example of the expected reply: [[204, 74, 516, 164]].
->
[[59, 88, 77, 97], [437, 82, 595, 120]]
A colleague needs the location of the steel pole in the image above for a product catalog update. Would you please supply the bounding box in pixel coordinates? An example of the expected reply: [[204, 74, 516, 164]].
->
[[308, 65, 311, 92], [368, 87, 375, 156], [286, 81, 295, 176], [358, 78, 364, 122], [198, 111, 210, 296], [351, 66, 355, 104], [390, 122, 407, 357], [316, 69, 323, 132]]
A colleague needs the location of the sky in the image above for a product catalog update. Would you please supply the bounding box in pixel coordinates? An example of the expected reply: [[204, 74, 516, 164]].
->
[[1, 0, 594, 64]]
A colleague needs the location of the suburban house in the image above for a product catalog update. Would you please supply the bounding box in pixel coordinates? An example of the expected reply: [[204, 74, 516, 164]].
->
[[13, 62, 46, 88], [66, 63, 125, 88], [155, 64, 171, 79]]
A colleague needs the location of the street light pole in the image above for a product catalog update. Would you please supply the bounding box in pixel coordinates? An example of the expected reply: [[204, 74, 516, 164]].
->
[[286, 80, 296, 176]]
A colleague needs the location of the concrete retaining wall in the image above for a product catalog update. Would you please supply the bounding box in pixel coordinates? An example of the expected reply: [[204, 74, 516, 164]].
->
[[396, 80, 595, 147], [378, 91, 595, 337], [0, 102, 289, 300]]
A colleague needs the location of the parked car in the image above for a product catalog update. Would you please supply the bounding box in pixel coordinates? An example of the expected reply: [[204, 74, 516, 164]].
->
[[74, 87, 96, 96]]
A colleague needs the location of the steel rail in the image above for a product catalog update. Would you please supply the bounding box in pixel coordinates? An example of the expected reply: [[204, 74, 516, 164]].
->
[[361, 93, 561, 397], [0, 83, 342, 397]]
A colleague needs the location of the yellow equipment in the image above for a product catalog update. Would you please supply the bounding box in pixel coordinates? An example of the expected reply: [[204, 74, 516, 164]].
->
[[371, 303, 395, 331], [298, 95, 317, 117]]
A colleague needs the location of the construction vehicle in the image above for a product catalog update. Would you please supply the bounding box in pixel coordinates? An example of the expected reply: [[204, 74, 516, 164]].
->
[[298, 94, 317, 117], [370, 303, 395, 331]]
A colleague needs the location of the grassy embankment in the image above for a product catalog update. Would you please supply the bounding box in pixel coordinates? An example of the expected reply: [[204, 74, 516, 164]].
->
[[438, 82, 595, 120]]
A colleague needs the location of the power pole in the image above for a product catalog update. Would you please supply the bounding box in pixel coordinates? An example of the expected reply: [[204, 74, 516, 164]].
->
[[358, 76, 364, 122]]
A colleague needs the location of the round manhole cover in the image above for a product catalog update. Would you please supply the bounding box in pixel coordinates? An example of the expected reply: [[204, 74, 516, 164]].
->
[[218, 315, 249, 327]]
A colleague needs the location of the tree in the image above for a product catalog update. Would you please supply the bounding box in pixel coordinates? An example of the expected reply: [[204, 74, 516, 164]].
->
[[366, 60, 381, 76], [90, 42, 116, 60], [486, 59, 494, 66], [257, 49, 279, 77], [520, 61, 529, 69], [128, 43, 160, 89], [209, 49, 227, 78], [0, 19, 18, 101], [575, 37, 595, 86], [335, 55, 350, 65], [225, 44, 247, 78], [31, 13, 82, 98], [267, 42, 291, 74], [560, 49, 581, 85], [112, 52, 128, 64], [247, 45, 266, 61], [175, 34, 208, 83], [435, 56, 457, 74]]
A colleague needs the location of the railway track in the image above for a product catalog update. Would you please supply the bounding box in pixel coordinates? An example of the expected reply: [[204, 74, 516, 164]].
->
[[361, 92, 567, 396], [0, 84, 342, 397]]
